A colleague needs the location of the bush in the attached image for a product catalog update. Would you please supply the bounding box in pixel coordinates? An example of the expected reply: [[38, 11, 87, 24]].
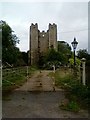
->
[[60, 100, 80, 112], [54, 69, 89, 109], [70, 83, 89, 108]]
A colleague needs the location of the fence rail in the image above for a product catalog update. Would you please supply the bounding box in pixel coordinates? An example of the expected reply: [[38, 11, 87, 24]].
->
[[2, 66, 35, 91], [2, 66, 32, 85], [2, 66, 28, 78]]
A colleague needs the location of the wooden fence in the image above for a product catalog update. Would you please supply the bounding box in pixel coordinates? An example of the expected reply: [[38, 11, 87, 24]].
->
[[2, 66, 30, 81]]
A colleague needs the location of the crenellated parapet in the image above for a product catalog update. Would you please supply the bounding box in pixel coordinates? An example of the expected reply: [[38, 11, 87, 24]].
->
[[48, 23, 57, 50]]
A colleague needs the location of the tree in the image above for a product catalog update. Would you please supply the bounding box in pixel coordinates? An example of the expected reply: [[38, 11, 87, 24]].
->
[[40, 41, 72, 69], [21, 52, 28, 65], [58, 41, 71, 54], [77, 49, 90, 66], [1, 20, 20, 66], [69, 58, 81, 67], [44, 48, 62, 69], [77, 49, 88, 59], [58, 41, 72, 65], [1, 21, 19, 47]]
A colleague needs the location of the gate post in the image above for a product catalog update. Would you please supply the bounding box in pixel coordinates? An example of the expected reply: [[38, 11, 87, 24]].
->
[[53, 65, 55, 73]]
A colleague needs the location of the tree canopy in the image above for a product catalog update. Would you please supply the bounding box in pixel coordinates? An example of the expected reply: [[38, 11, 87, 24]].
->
[[77, 49, 90, 66], [38, 41, 72, 69], [1, 20, 19, 47], [77, 49, 89, 59], [43, 48, 62, 69], [1, 20, 21, 66], [57, 41, 72, 64]]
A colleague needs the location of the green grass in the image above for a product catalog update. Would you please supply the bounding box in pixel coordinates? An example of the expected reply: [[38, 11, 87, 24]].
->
[[2, 66, 37, 95], [60, 100, 80, 112], [52, 68, 89, 111]]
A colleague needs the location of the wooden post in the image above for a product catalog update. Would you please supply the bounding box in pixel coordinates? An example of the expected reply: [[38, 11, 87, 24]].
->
[[53, 65, 55, 73], [27, 66, 28, 79]]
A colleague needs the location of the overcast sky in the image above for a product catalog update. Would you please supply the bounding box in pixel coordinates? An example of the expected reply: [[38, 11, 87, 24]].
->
[[1, 2, 88, 52]]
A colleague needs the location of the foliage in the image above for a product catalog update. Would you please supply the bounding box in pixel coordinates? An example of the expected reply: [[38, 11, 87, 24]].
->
[[46, 48, 61, 61], [77, 49, 88, 59], [1, 20, 19, 47], [1, 20, 28, 66], [69, 57, 81, 67], [1, 20, 20, 65], [77, 49, 90, 66], [21, 52, 28, 65], [38, 41, 72, 68], [53, 69, 89, 110], [2, 66, 37, 96], [60, 100, 80, 112], [58, 41, 72, 64], [58, 41, 71, 55], [44, 48, 63, 69]]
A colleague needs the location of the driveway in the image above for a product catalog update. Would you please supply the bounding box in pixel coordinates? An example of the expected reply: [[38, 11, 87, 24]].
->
[[2, 70, 89, 118]]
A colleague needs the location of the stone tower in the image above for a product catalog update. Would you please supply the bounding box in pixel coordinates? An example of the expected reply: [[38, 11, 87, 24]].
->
[[29, 23, 57, 65]]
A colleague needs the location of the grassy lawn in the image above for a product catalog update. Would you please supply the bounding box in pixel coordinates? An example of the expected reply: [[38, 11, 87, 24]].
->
[[50, 67, 89, 112], [2, 66, 37, 95]]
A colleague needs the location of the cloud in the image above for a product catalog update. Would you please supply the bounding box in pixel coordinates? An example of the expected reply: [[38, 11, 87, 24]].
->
[[1, 2, 88, 52]]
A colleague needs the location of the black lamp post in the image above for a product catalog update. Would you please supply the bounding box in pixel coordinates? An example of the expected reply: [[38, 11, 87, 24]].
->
[[71, 37, 78, 66]]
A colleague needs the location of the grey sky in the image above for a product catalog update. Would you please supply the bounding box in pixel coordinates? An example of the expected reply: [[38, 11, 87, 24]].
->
[[1, 2, 88, 52]]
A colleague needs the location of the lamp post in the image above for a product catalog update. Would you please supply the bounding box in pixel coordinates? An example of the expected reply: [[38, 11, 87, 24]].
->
[[71, 37, 78, 67]]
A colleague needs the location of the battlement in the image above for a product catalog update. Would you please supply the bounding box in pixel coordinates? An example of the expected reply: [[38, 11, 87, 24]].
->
[[49, 23, 57, 29], [42, 30, 45, 33], [31, 23, 38, 28], [49, 23, 56, 26]]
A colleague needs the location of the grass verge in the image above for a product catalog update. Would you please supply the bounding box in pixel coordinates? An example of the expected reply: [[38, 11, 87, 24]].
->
[[2, 66, 37, 97], [50, 68, 89, 112]]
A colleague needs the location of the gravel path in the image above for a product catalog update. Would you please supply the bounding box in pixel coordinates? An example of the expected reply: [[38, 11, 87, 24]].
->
[[2, 70, 89, 118], [15, 70, 61, 92]]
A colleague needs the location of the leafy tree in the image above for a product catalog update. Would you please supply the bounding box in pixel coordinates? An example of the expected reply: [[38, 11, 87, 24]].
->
[[77, 49, 89, 59], [39, 41, 72, 69], [77, 49, 90, 66], [21, 52, 28, 65], [69, 58, 81, 67], [1, 20, 20, 66], [57, 41, 72, 65], [44, 48, 62, 69], [58, 41, 71, 55], [1, 21, 19, 47]]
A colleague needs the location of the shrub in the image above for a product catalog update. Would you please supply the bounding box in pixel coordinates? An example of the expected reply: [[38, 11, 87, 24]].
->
[[54, 69, 89, 109]]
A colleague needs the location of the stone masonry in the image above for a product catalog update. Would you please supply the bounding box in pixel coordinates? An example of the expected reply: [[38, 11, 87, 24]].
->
[[29, 23, 57, 65]]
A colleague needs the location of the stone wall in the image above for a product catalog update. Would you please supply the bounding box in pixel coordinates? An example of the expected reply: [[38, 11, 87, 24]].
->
[[30, 23, 39, 65], [39, 30, 49, 55], [30, 23, 57, 65], [49, 23, 57, 50]]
